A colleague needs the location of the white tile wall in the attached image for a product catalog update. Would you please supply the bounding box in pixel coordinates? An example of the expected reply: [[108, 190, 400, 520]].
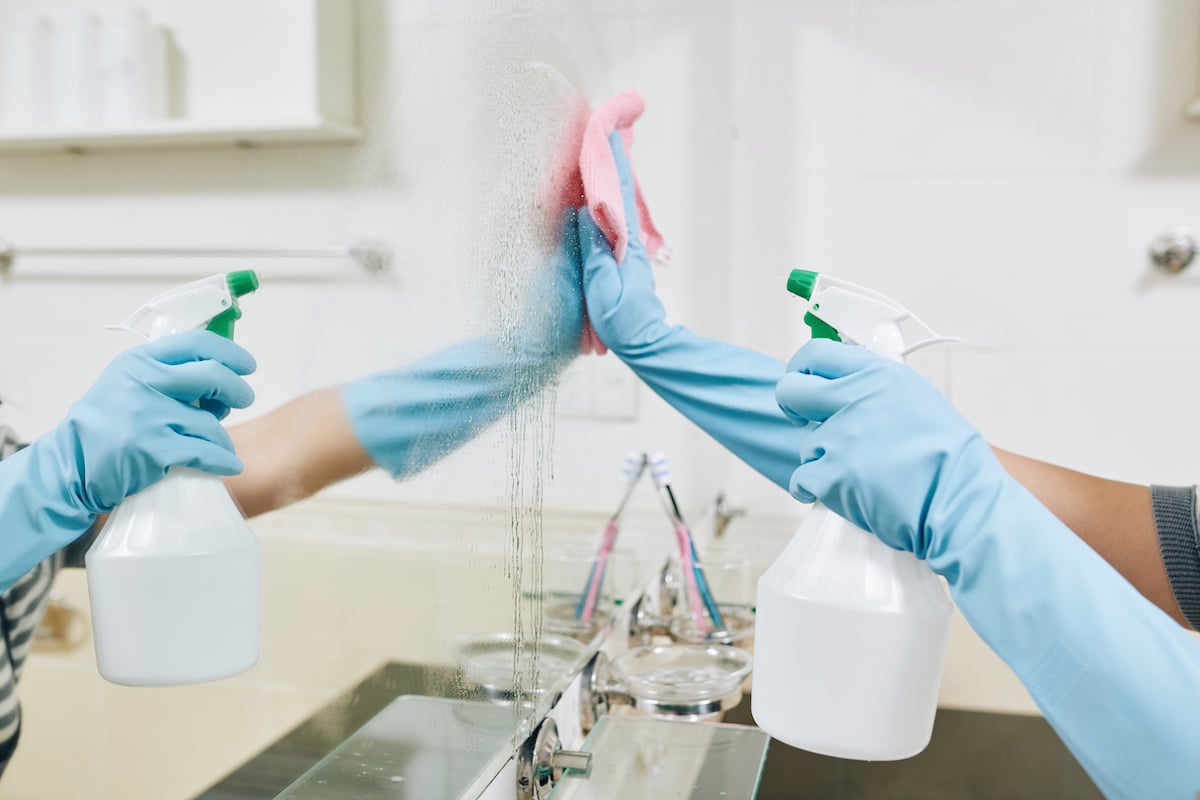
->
[[853, 0, 1101, 176], [951, 348, 1200, 485], [733, 0, 1200, 490]]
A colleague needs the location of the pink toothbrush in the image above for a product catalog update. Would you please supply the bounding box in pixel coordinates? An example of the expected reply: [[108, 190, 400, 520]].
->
[[577, 452, 647, 622]]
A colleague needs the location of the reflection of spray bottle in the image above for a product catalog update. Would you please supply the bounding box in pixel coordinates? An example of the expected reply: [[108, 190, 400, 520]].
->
[[752, 270, 955, 761], [86, 271, 261, 686]]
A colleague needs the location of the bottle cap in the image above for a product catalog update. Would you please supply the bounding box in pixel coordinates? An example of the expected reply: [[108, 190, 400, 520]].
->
[[226, 270, 259, 299], [786, 269, 819, 300]]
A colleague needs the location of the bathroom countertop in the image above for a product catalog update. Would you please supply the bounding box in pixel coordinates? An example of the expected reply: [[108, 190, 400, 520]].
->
[[723, 702, 1102, 800], [196, 662, 469, 799], [197, 661, 1101, 799]]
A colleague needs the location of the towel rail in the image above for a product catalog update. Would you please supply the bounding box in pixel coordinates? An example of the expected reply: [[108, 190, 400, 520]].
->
[[0, 238, 393, 280]]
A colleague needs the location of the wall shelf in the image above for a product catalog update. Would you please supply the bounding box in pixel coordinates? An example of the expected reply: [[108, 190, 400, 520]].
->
[[0, 0, 358, 154], [0, 117, 361, 154]]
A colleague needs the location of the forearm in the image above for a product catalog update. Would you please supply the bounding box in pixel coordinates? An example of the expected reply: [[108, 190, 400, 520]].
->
[[225, 388, 371, 518], [0, 442, 94, 588], [223, 334, 572, 517], [626, 331, 1190, 629], [993, 447, 1188, 628], [344, 337, 568, 479], [620, 326, 804, 491], [935, 478, 1200, 798]]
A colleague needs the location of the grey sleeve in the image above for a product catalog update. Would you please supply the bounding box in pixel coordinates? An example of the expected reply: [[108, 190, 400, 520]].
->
[[1149, 484, 1200, 629], [61, 522, 100, 569]]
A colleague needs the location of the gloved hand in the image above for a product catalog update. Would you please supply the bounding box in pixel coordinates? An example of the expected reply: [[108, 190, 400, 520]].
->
[[344, 209, 584, 478], [776, 340, 996, 555], [0, 330, 255, 589], [778, 340, 1200, 798], [579, 132, 803, 490]]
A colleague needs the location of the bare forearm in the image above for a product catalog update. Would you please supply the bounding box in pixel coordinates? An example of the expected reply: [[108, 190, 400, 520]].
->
[[992, 447, 1188, 628], [225, 388, 371, 518]]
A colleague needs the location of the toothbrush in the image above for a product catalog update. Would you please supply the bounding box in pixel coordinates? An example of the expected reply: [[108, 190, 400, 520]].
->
[[577, 452, 648, 622], [649, 452, 725, 630]]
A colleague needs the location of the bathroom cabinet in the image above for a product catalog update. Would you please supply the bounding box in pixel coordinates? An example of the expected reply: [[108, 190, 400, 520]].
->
[[0, 0, 357, 152]]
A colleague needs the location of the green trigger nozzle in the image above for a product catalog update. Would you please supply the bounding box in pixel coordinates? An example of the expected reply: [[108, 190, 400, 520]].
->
[[206, 270, 259, 341], [227, 270, 259, 298], [787, 269, 841, 342], [787, 269, 819, 300]]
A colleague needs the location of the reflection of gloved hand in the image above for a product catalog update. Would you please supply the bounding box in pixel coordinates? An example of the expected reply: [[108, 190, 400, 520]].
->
[[0, 330, 255, 588], [344, 211, 583, 478], [778, 340, 1200, 798], [579, 132, 803, 489]]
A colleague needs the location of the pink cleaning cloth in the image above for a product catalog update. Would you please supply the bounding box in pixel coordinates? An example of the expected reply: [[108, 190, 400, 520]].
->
[[577, 90, 669, 354], [542, 90, 668, 355], [580, 90, 669, 267]]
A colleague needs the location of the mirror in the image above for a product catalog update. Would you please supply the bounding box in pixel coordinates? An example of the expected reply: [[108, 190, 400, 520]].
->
[[0, 2, 684, 798]]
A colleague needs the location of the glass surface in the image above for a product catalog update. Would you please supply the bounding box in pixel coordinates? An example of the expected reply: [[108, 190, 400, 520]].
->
[[694, 549, 753, 608], [455, 631, 590, 700], [668, 606, 755, 648], [666, 548, 755, 646], [273, 696, 514, 800], [542, 594, 616, 642], [612, 645, 753, 704], [542, 540, 638, 641], [548, 716, 770, 800], [0, 1, 738, 797]]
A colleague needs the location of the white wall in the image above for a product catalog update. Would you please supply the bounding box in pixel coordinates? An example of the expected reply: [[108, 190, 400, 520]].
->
[[731, 0, 1200, 494]]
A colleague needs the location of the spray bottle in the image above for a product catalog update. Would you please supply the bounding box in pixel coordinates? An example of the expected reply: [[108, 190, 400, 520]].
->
[[86, 271, 261, 687], [752, 269, 955, 760]]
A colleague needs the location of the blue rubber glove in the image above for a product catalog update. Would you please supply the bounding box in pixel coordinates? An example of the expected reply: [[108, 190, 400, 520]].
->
[[579, 132, 802, 490], [777, 340, 1200, 798], [0, 330, 255, 589], [344, 210, 584, 477]]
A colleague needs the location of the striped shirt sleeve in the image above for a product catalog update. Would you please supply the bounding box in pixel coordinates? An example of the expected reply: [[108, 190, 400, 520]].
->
[[0, 431, 70, 776]]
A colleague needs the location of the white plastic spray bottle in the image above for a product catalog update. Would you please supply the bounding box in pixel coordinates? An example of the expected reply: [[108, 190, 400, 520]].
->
[[752, 269, 956, 761], [86, 271, 261, 687]]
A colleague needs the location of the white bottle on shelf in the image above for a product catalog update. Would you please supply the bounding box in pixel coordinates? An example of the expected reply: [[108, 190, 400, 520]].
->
[[99, 8, 168, 123], [0, 13, 52, 127], [51, 11, 102, 125]]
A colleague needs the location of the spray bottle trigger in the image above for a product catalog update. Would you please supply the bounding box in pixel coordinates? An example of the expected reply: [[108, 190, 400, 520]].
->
[[106, 276, 244, 341], [804, 311, 842, 342], [206, 306, 243, 340]]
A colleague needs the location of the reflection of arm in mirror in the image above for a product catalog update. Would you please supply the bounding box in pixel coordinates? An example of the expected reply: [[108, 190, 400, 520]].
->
[[0, 331, 255, 590], [0, 332, 257, 780], [227, 212, 584, 518], [224, 386, 369, 518]]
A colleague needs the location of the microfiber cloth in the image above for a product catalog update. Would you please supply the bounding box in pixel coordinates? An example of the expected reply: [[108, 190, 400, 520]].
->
[[580, 90, 668, 266], [576, 90, 669, 354]]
